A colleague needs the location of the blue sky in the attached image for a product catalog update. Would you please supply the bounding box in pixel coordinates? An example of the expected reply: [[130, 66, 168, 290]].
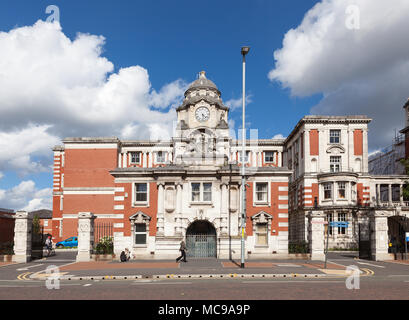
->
[[0, 0, 408, 210]]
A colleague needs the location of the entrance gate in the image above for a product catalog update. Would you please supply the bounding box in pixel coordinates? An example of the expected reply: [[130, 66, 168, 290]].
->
[[388, 216, 409, 258], [358, 223, 371, 260], [186, 220, 217, 259], [31, 226, 44, 260]]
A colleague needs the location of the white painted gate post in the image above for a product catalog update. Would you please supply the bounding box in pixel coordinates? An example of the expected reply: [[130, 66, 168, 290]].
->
[[12, 211, 33, 263], [308, 210, 325, 261], [76, 212, 95, 262], [370, 210, 389, 261]]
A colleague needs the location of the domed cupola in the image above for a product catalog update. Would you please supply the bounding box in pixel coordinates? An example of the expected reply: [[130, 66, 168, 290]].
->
[[177, 71, 228, 112]]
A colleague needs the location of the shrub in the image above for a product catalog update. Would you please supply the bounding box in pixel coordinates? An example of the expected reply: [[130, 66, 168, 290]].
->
[[0, 242, 14, 255], [94, 236, 113, 254], [289, 241, 309, 254]]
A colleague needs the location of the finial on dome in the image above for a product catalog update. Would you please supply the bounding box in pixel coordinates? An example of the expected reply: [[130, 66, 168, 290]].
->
[[199, 71, 206, 78]]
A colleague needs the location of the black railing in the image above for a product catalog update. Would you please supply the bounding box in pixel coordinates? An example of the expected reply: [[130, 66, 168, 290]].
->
[[93, 222, 113, 254]]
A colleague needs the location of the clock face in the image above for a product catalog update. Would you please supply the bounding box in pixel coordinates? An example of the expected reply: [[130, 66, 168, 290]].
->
[[195, 107, 210, 122]]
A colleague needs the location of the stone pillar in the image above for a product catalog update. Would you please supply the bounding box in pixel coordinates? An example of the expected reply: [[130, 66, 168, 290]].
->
[[400, 184, 404, 206], [308, 210, 325, 261], [142, 152, 147, 168], [278, 152, 282, 167], [220, 183, 229, 235], [370, 210, 389, 261], [118, 153, 122, 168], [157, 183, 165, 236], [388, 184, 393, 206], [76, 212, 96, 262], [12, 211, 33, 263], [175, 183, 183, 236], [376, 184, 380, 205], [148, 152, 153, 167]]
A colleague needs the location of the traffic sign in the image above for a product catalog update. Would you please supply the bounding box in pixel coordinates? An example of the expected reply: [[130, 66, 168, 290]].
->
[[406, 232, 409, 243], [329, 221, 349, 228]]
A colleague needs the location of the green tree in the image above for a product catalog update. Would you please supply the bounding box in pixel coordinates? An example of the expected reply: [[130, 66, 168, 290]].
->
[[32, 214, 41, 234], [400, 158, 409, 200]]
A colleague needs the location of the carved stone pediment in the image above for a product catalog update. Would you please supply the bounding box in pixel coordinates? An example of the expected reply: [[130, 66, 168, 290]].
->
[[129, 211, 151, 223], [326, 145, 345, 154], [251, 211, 273, 223]]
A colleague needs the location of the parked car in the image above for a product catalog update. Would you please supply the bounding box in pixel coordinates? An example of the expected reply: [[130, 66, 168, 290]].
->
[[56, 236, 78, 248]]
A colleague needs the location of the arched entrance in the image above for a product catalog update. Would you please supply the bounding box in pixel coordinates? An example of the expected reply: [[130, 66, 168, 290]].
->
[[186, 220, 217, 258]]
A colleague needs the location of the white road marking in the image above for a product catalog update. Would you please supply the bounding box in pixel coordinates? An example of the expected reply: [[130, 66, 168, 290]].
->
[[132, 282, 193, 285], [356, 262, 385, 268], [242, 280, 345, 284], [276, 264, 301, 267], [16, 264, 44, 271], [83, 284, 92, 287]]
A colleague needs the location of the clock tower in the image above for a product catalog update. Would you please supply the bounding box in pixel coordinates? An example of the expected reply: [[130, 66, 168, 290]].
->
[[173, 71, 230, 166]]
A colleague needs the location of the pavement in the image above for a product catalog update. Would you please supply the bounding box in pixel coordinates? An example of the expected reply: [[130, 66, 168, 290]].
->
[[1, 251, 409, 300]]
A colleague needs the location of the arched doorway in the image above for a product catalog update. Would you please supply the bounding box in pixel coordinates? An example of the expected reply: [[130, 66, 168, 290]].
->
[[186, 220, 217, 258]]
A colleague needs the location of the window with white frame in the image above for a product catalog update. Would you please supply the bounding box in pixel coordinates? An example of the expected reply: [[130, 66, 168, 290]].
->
[[255, 182, 268, 203], [264, 151, 274, 163], [329, 130, 341, 144], [338, 212, 346, 235], [238, 151, 250, 163], [134, 223, 147, 245], [156, 151, 165, 163], [191, 183, 212, 202], [324, 183, 332, 200], [337, 182, 346, 199], [256, 223, 268, 245], [330, 156, 341, 172], [130, 152, 141, 164], [135, 183, 148, 202]]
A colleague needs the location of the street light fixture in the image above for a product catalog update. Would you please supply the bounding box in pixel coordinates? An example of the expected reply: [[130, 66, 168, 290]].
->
[[241, 46, 250, 269]]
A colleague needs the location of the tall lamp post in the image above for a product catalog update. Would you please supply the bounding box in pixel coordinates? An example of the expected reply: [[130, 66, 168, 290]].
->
[[241, 46, 250, 268]]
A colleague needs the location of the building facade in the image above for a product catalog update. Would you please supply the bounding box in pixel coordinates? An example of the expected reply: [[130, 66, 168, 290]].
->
[[51, 71, 409, 259]]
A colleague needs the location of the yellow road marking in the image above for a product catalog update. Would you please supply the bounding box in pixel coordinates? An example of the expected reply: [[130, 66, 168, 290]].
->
[[17, 272, 33, 281]]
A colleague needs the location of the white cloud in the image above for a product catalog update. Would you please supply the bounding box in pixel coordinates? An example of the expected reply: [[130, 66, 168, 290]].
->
[[272, 134, 286, 140], [225, 95, 253, 111], [269, 0, 409, 149], [0, 20, 187, 176], [0, 180, 52, 211], [0, 124, 60, 175]]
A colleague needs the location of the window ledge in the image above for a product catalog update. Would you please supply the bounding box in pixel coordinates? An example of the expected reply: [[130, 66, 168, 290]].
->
[[132, 202, 149, 207], [189, 202, 213, 206], [133, 245, 148, 248], [253, 202, 270, 207], [254, 245, 269, 248]]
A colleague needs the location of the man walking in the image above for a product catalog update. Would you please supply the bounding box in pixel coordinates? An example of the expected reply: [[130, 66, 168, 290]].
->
[[176, 240, 187, 263]]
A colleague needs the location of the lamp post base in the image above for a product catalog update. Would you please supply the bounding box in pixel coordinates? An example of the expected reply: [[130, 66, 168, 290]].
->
[[240, 262, 245, 268]]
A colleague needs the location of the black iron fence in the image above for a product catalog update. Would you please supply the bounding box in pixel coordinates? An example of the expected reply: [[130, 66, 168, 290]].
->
[[93, 222, 113, 254]]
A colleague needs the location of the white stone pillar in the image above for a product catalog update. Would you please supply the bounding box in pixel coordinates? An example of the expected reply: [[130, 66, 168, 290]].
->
[[148, 152, 153, 167], [370, 210, 389, 261], [157, 183, 165, 236], [221, 183, 229, 235], [76, 212, 96, 262], [376, 184, 380, 205], [123, 153, 127, 168], [12, 211, 33, 263], [308, 210, 325, 261], [388, 184, 393, 206], [118, 153, 122, 168], [278, 152, 282, 167], [175, 183, 183, 235], [142, 152, 146, 168]]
